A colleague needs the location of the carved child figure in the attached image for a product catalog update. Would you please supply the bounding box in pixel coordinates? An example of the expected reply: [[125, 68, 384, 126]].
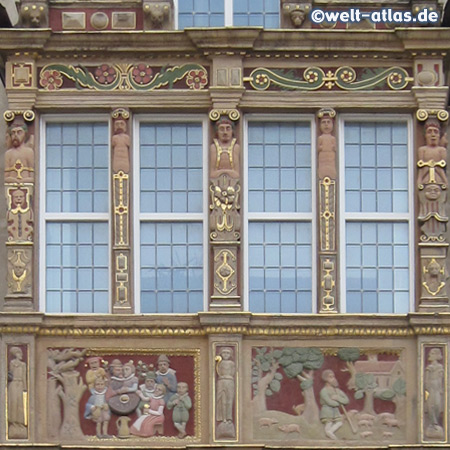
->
[[84, 376, 112, 439], [167, 382, 192, 438], [112, 119, 130, 173], [85, 356, 107, 390], [210, 117, 240, 179], [5, 121, 34, 183], [7, 188, 33, 242], [317, 109, 337, 179]]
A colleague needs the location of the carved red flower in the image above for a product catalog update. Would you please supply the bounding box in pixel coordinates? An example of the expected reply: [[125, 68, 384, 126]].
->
[[132, 63, 153, 85], [94, 64, 117, 84], [40, 69, 63, 90], [186, 69, 207, 90]]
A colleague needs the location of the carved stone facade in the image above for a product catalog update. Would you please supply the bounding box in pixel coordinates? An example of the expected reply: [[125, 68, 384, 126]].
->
[[1, 0, 450, 448]]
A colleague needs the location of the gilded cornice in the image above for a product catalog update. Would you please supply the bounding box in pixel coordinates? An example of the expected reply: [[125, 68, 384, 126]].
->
[[1, 312, 450, 337]]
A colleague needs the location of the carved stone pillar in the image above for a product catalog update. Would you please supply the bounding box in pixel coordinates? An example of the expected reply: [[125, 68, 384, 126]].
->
[[4, 110, 35, 311], [420, 341, 447, 443], [211, 338, 240, 443], [111, 108, 133, 313], [209, 110, 241, 310], [316, 108, 339, 313], [416, 109, 449, 311]]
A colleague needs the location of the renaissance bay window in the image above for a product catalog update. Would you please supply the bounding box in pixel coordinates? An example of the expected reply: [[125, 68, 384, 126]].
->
[[42, 120, 110, 313], [135, 119, 207, 313], [177, 0, 279, 29], [245, 118, 314, 313], [341, 118, 413, 313]]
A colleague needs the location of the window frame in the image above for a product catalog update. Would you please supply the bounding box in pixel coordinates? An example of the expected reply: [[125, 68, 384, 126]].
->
[[243, 114, 317, 313], [39, 114, 112, 314], [133, 114, 209, 314], [338, 114, 415, 313]]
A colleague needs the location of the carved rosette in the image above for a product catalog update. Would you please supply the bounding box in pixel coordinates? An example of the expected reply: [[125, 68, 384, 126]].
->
[[214, 343, 238, 442], [421, 344, 447, 442], [209, 110, 241, 310], [416, 110, 449, 310], [6, 344, 29, 440], [4, 110, 35, 310], [317, 108, 338, 313], [111, 108, 132, 312]]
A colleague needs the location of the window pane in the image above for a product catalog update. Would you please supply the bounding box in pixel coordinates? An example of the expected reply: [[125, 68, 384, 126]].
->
[[248, 122, 311, 213], [249, 222, 312, 313], [45, 123, 109, 213], [141, 222, 203, 313], [46, 222, 109, 313], [233, 0, 279, 27], [179, 0, 224, 28], [344, 122, 408, 213], [346, 222, 409, 313], [140, 123, 203, 213]]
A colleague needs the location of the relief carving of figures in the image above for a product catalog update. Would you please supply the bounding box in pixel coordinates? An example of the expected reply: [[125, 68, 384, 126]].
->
[[418, 119, 448, 241], [47, 348, 87, 440], [424, 347, 445, 439], [423, 259, 446, 297], [317, 108, 337, 180], [7, 187, 33, 242], [7, 248, 32, 296], [215, 347, 236, 439], [112, 116, 130, 174], [84, 376, 111, 439], [167, 382, 192, 438], [251, 347, 406, 443], [7, 346, 28, 439], [210, 116, 240, 179], [5, 119, 34, 183]]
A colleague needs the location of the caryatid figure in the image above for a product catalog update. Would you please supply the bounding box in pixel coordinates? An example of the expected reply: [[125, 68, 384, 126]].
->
[[317, 108, 337, 179], [112, 118, 130, 173], [5, 120, 34, 183], [210, 117, 240, 179]]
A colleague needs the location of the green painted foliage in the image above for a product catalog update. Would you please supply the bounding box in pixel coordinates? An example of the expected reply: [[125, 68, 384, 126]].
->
[[337, 348, 361, 362]]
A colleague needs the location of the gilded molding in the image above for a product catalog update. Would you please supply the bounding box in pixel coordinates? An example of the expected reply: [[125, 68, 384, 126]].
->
[[4, 110, 35, 123], [39, 63, 208, 91], [319, 177, 336, 251], [417, 109, 449, 122], [244, 66, 412, 91], [209, 109, 240, 122]]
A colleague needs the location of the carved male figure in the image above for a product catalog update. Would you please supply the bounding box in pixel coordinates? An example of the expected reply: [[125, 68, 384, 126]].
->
[[5, 121, 34, 183], [8, 346, 27, 439], [85, 356, 107, 390], [317, 110, 337, 179], [216, 347, 236, 424], [424, 348, 444, 438], [112, 119, 130, 173], [7, 188, 33, 242], [418, 183, 448, 239], [319, 369, 349, 440], [155, 354, 177, 403], [210, 117, 240, 179], [167, 381, 192, 438]]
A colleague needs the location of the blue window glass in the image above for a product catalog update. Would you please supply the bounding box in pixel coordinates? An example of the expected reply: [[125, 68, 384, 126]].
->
[[178, 0, 225, 29], [233, 0, 279, 28]]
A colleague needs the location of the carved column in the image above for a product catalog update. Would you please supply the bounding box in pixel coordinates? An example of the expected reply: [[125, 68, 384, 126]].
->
[[316, 108, 339, 313], [209, 110, 241, 310], [4, 110, 36, 311], [420, 342, 447, 443], [416, 109, 449, 310], [111, 108, 133, 313]]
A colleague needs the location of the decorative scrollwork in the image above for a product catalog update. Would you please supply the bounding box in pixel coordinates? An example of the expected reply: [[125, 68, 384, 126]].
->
[[209, 109, 240, 122], [4, 110, 35, 123], [112, 108, 130, 120]]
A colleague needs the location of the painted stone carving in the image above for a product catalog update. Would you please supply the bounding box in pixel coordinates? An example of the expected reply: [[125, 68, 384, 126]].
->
[[210, 116, 240, 180], [215, 347, 236, 439], [19, 1, 48, 28], [7, 187, 33, 242], [112, 116, 130, 174], [5, 119, 34, 183], [84, 376, 111, 439], [317, 108, 337, 180], [423, 258, 446, 297], [282, 2, 311, 28], [7, 346, 28, 439], [143, 0, 172, 30], [47, 348, 87, 440], [423, 347, 445, 440], [417, 119, 448, 241], [167, 382, 192, 438], [251, 347, 406, 443], [7, 248, 32, 296]]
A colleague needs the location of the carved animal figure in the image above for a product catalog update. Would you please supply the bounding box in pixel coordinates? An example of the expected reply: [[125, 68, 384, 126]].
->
[[292, 403, 306, 415], [383, 431, 393, 438], [382, 417, 400, 428], [358, 419, 372, 428], [278, 424, 300, 434], [360, 430, 373, 439], [258, 417, 278, 428]]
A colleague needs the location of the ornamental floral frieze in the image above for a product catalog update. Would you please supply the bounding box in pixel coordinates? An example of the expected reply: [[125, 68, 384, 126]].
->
[[244, 66, 412, 91], [39, 63, 208, 91]]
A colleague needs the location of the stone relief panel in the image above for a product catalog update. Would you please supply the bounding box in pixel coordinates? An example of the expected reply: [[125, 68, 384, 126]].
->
[[214, 344, 238, 441], [7, 247, 32, 297], [7, 345, 29, 440], [250, 347, 406, 444], [6, 186, 33, 243], [422, 345, 447, 442], [47, 348, 200, 442]]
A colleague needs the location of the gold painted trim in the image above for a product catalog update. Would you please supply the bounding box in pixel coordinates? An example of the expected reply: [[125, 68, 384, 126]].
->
[[420, 343, 448, 443]]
